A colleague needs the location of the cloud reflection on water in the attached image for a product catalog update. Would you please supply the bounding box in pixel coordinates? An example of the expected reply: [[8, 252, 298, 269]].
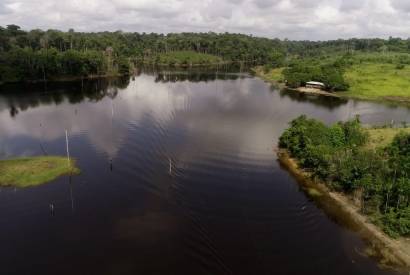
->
[[0, 71, 410, 161]]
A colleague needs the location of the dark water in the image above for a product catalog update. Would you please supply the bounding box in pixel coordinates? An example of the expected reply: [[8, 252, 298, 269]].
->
[[0, 71, 409, 275]]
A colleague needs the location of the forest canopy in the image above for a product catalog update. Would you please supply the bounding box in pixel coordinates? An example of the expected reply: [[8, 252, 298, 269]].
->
[[2, 25, 410, 84]]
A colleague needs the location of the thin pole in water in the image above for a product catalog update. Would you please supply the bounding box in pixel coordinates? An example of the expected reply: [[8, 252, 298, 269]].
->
[[65, 129, 70, 167], [69, 175, 74, 212], [49, 203, 54, 216], [169, 158, 172, 175], [110, 100, 114, 171]]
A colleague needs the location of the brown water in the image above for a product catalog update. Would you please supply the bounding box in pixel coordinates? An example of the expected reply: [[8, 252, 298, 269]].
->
[[0, 70, 409, 275]]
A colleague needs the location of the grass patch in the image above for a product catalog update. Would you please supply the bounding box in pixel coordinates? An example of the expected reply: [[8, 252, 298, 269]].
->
[[262, 67, 284, 82], [252, 66, 284, 84], [0, 156, 80, 188], [342, 63, 410, 101], [306, 187, 323, 197], [365, 127, 410, 149]]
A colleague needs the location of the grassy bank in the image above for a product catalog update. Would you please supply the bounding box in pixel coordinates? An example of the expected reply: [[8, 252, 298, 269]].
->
[[342, 63, 410, 102], [252, 66, 284, 84], [255, 52, 410, 103], [256, 64, 410, 103], [253, 66, 340, 97], [0, 156, 79, 188]]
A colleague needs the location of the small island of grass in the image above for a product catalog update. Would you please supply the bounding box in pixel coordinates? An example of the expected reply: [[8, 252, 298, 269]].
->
[[0, 156, 79, 188]]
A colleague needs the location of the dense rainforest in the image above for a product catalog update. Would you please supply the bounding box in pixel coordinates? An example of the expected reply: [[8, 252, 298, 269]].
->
[[2, 24, 410, 84], [279, 116, 410, 237]]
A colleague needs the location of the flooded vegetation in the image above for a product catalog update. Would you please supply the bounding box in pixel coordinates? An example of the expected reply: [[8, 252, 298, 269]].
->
[[0, 70, 410, 274]]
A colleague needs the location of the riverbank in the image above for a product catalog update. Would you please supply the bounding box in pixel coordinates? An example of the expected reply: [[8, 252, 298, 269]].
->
[[0, 156, 80, 188], [251, 66, 285, 89], [142, 61, 231, 68], [341, 63, 410, 103], [0, 73, 126, 86], [252, 67, 339, 98], [290, 87, 340, 98], [277, 149, 410, 270], [253, 63, 410, 104]]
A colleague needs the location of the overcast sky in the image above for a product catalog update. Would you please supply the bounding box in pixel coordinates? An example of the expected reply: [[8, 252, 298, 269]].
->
[[0, 0, 410, 40]]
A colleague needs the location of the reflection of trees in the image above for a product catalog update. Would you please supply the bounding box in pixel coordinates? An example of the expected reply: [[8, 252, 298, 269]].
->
[[0, 64, 256, 118], [278, 89, 349, 110], [0, 77, 129, 117], [153, 71, 246, 83], [142, 63, 251, 83]]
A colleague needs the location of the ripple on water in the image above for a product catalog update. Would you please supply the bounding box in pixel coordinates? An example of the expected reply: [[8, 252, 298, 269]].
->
[[0, 72, 406, 275]]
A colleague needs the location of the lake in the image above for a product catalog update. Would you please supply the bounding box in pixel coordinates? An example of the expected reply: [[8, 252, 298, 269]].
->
[[0, 70, 409, 275]]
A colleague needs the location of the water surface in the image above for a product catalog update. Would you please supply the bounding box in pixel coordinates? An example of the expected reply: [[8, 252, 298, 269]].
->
[[0, 71, 409, 275]]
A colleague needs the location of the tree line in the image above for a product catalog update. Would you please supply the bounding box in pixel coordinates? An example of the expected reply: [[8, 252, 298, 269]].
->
[[2, 24, 410, 84], [279, 116, 410, 237]]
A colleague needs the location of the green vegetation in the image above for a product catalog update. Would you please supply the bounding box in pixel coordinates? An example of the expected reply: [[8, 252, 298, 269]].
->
[[0, 156, 79, 188], [366, 127, 410, 149], [0, 25, 288, 84], [279, 116, 410, 237], [343, 63, 410, 101], [259, 56, 351, 92], [4, 24, 410, 86], [0, 25, 134, 84], [252, 66, 284, 84], [282, 61, 349, 91], [259, 52, 410, 102], [149, 51, 223, 66]]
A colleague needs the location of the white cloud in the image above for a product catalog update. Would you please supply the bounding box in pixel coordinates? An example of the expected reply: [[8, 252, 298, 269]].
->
[[390, 0, 410, 12], [0, 0, 409, 39]]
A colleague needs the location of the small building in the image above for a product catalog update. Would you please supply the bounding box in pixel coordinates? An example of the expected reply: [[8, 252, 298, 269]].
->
[[306, 81, 325, 90]]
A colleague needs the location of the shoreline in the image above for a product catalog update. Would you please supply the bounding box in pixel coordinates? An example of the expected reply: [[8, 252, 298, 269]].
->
[[277, 149, 410, 271], [0, 73, 126, 86], [0, 64, 240, 86], [252, 67, 410, 105], [288, 87, 340, 98], [250, 67, 286, 90], [251, 68, 344, 98], [140, 61, 232, 67]]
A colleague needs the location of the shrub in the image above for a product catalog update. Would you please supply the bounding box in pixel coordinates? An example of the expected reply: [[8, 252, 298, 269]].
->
[[396, 64, 405, 70], [279, 116, 410, 237]]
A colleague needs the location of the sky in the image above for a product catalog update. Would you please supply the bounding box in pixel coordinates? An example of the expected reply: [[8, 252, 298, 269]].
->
[[0, 0, 410, 40]]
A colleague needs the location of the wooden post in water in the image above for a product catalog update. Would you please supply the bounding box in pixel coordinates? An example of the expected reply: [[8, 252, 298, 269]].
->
[[65, 129, 70, 167]]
